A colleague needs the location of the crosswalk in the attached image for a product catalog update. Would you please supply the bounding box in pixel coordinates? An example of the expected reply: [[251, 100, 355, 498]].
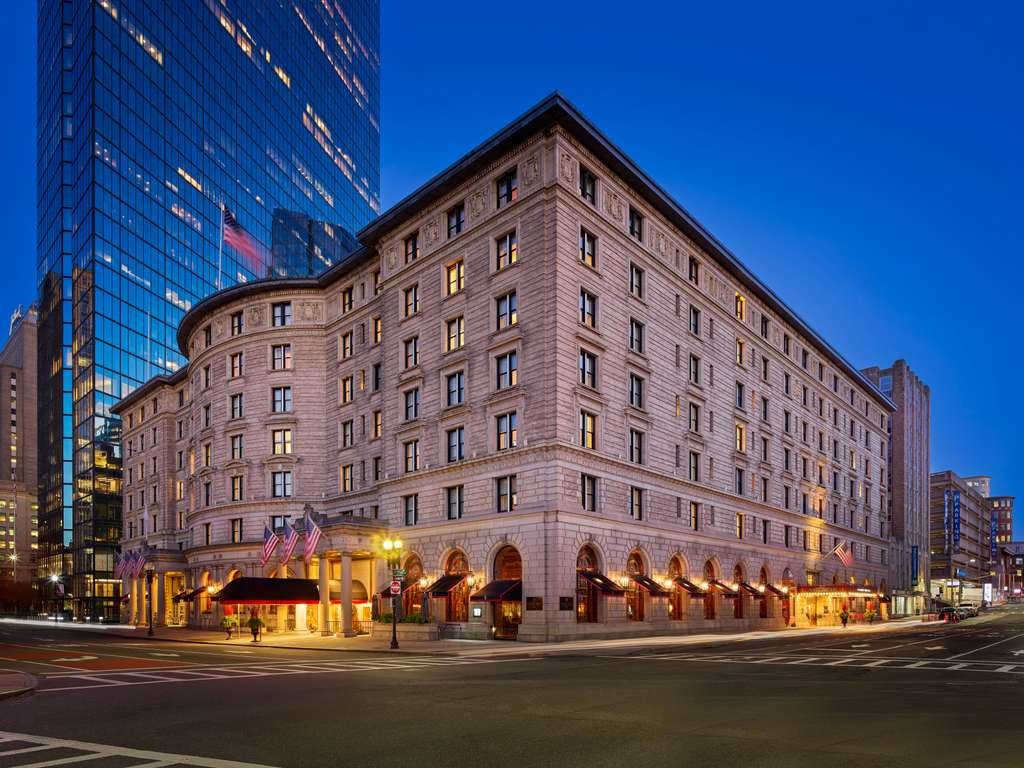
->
[[39, 654, 527, 692], [0, 731, 278, 767], [613, 651, 1024, 676]]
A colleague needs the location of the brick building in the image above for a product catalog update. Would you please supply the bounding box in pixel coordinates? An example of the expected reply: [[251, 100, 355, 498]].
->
[[114, 95, 894, 640], [861, 360, 930, 615], [929, 470, 995, 603]]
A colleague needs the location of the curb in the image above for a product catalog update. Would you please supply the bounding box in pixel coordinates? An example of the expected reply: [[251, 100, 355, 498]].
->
[[101, 630, 458, 656], [0, 671, 38, 701]]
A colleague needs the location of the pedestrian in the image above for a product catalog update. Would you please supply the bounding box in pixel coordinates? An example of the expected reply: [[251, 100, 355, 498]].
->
[[248, 613, 263, 642], [839, 609, 849, 628]]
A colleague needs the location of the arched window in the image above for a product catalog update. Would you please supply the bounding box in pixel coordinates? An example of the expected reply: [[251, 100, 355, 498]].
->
[[493, 546, 523, 641], [404, 555, 424, 617], [703, 561, 716, 620], [576, 546, 599, 624], [626, 552, 645, 622], [759, 566, 770, 618], [667, 556, 685, 621], [494, 546, 522, 579], [733, 564, 745, 619], [444, 551, 469, 622]]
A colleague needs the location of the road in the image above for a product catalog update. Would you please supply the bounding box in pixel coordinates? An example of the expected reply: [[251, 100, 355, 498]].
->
[[3, 606, 1024, 767]]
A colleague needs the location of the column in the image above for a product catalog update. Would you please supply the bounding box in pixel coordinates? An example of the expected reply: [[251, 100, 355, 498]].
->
[[294, 560, 307, 632], [155, 572, 165, 628], [318, 556, 331, 635], [341, 553, 354, 637], [277, 562, 289, 632]]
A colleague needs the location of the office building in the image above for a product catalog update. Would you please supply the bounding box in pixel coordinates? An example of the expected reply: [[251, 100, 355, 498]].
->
[[861, 360, 930, 615], [929, 470, 994, 602], [37, 0, 381, 618], [114, 95, 894, 641]]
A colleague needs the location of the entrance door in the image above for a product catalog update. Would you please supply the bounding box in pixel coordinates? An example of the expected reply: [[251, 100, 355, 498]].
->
[[494, 601, 521, 640]]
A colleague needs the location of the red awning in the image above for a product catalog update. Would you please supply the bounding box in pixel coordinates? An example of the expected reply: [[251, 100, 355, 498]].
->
[[632, 574, 672, 596], [470, 579, 522, 602], [211, 577, 319, 605], [578, 570, 626, 595], [708, 579, 740, 597], [426, 574, 466, 597], [673, 577, 705, 596], [739, 582, 766, 598]]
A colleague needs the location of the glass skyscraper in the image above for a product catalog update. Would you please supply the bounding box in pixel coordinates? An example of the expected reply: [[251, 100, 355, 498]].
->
[[37, 0, 380, 619]]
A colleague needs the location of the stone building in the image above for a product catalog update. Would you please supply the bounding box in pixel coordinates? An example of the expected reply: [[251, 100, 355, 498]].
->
[[0, 305, 39, 604], [114, 95, 894, 640], [862, 360, 930, 615]]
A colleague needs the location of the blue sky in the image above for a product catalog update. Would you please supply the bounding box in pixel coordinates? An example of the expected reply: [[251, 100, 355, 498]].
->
[[1, 3, 1020, 531]]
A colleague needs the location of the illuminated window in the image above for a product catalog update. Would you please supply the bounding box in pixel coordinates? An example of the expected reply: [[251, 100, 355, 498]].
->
[[272, 429, 292, 455], [579, 228, 597, 267], [496, 169, 518, 208], [272, 344, 292, 370], [736, 337, 745, 366], [495, 351, 518, 389], [446, 259, 464, 295], [735, 293, 746, 321], [579, 289, 597, 327], [403, 285, 419, 317], [496, 231, 518, 270], [736, 424, 746, 452], [446, 317, 465, 352], [579, 410, 597, 449], [496, 412, 517, 451], [496, 291, 517, 330]]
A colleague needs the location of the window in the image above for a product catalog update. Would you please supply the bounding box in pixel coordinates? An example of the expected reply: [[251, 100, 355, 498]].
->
[[230, 434, 244, 460], [761, 396, 769, 421], [496, 291, 518, 329], [341, 464, 354, 493], [272, 344, 292, 370], [689, 501, 700, 530], [801, 349, 809, 369], [372, 410, 382, 438], [689, 306, 701, 335], [783, 334, 791, 355], [272, 429, 292, 455], [446, 427, 465, 463], [231, 477, 244, 503], [735, 424, 746, 452], [735, 467, 745, 495], [736, 512, 745, 539], [230, 393, 243, 419], [761, 357, 769, 382], [689, 354, 701, 385], [495, 350, 518, 389], [446, 486, 464, 520], [579, 289, 597, 327], [404, 440, 420, 472], [446, 317, 465, 352], [735, 381, 746, 409], [688, 256, 700, 284], [629, 263, 645, 299], [404, 388, 420, 421], [404, 232, 420, 264], [339, 332, 354, 360], [628, 207, 643, 240], [496, 411, 518, 450], [579, 410, 597, 449], [203, 442, 212, 467], [446, 259, 464, 295], [230, 517, 243, 542], [402, 336, 419, 369], [628, 486, 644, 520], [629, 319, 645, 354], [404, 494, 419, 526], [230, 352, 244, 378], [496, 231, 518, 270], [628, 373, 645, 409], [579, 349, 597, 388], [271, 471, 293, 498], [496, 475, 517, 513], [496, 168, 518, 207], [579, 228, 597, 267], [628, 429, 645, 464], [735, 337, 745, 366], [204, 326, 212, 347], [341, 286, 354, 313], [403, 285, 419, 317], [272, 302, 292, 327], [735, 293, 747, 321], [447, 203, 465, 238], [203, 482, 211, 506], [579, 166, 596, 204], [581, 474, 597, 511], [689, 402, 701, 433], [761, 436, 769, 461], [203, 366, 211, 388], [340, 376, 353, 403], [229, 311, 243, 336], [271, 386, 292, 413], [760, 315, 769, 339]]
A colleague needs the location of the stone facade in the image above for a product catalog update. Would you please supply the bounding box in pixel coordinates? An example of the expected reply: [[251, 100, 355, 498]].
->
[[114, 95, 894, 640]]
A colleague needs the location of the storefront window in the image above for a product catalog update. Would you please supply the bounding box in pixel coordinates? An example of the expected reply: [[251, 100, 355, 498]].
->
[[626, 552, 645, 622], [576, 546, 599, 624], [759, 567, 769, 619], [668, 556, 685, 620], [703, 561, 716, 619], [445, 551, 470, 622], [733, 564, 745, 619], [404, 556, 424, 617]]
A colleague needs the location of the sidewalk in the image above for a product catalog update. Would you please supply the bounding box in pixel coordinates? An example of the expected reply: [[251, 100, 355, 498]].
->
[[4, 615, 943, 658], [0, 670, 37, 700]]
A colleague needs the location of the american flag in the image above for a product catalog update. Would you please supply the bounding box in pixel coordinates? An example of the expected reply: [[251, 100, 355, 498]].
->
[[223, 207, 262, 268], [133, 550, 148, 578], [833, 541, 854, 568], [303, 510, 322, 564], [280, 520, 301, 564], [261, 524, 280, 568], [113, 552, 124, 579]]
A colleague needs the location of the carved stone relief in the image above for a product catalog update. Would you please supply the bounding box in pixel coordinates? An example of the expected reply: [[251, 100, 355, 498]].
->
[[468, 185, 488, 220], [424, 218, 440, 248], [247, 303, 266, 328], [298, 301, 322, 322], [522, 154, 540, 187], [559, 151, 577, 185]]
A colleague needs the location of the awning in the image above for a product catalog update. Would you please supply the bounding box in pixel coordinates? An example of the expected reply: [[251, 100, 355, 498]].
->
[[631, 574, 671, 596], [173, 587, 205, 603], [763, 584, 788, 599], [120, 593, 131, 604], [739, 582, 766, 598], [578, 570, 626, 595], [426, 574, 466, 597], [211, 577, 320, 605], [708, 579, 740, 597], [378, 578, 415, 597], [673, 577, 705, 596], [330, 581, 370, 603], [470, 579, 522, 602]]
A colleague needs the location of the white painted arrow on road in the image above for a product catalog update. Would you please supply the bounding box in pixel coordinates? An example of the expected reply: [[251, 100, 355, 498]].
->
[[52, 655, 97, 662], [925, 646, 945, 650], [149, 652, 179, 657], [1011, 650, 1024, 656]]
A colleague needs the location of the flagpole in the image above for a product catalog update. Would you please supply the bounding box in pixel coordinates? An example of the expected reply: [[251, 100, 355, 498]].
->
[[216, 202, 225, 291]]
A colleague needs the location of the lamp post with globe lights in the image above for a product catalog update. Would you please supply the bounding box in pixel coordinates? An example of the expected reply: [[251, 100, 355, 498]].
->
[[382, 537, 404, 649]]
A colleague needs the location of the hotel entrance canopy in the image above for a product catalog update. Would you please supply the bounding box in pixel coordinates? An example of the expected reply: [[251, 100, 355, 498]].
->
[[470, 579, 522, 602], [211, 577, 320, 605]]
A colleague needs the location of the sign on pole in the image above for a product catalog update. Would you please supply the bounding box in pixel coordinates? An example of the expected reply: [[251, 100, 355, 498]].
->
[[393, 568, 407, 579], [389, 580, 402, 595]]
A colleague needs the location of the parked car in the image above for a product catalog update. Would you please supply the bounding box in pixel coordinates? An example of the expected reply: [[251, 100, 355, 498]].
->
[[959, 602, 980, 617]]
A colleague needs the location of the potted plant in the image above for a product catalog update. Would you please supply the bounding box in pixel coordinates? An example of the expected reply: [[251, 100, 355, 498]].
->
[[247, 615, 264, 642], [866, 609, 877, 624], [221, 614, 238, 639]]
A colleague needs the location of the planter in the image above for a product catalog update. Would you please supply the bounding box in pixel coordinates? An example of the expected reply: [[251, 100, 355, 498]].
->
[[371, 622, 439, 641]]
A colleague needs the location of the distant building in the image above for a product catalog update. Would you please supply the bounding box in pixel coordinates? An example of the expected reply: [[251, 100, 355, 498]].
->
[[991, 496, 1014, 545], [0, 305, 39, 609], [270, 210, 361, 278], [929, 471, 994, 602], [862, 360, 930, 615], [963, 476, 991, 498]]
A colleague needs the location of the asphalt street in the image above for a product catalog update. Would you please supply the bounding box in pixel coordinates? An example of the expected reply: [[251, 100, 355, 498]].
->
[[4, 606, 1024, 767]]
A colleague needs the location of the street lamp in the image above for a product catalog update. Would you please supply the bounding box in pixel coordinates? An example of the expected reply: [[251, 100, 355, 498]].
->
[[382, 537, 403, 649], [49, 573, 61, 625], [145, 565, 155, 637]]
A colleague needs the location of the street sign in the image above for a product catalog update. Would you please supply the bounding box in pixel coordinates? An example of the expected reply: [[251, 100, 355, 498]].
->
[[393, 569, 407, 579], [389, 580, 402, 595]]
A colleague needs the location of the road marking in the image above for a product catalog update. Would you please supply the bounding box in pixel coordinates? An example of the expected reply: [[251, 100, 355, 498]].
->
[[925, 646, 945, 650], [946, 632, 1024, 660], [148, 652, 180, 657], [996, 665, 1017, 673], [0, 730, 279, 767], [851, 644, 870, 648], [50, 656, 98, 662]]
